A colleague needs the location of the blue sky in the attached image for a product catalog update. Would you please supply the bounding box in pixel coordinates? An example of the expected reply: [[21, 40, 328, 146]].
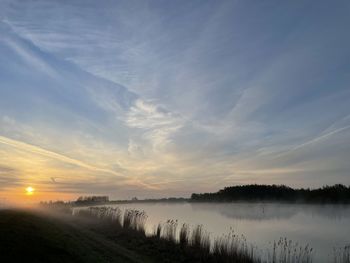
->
[[0, 0, 350, 200]]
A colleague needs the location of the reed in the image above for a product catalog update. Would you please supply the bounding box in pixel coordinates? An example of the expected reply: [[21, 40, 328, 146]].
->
[[74, 207, 147, 233], [333, 245, 350, 263], [190, 224, 210, 254], [161, 219, 178, 242], [154, 223, 162, 238], [213, 229, 256, 263], [73, 206, 316, 263], [267, 238, 313, 263], [122, 209, 148, 234], [179, 223, 190, 246]]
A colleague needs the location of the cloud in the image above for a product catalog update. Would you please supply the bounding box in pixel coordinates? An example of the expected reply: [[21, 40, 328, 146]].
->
[[126, 99, 184, 149], [0, 165, 20, 190], [1, 28, 58, 79], [0, 135, 126, 178], [0, 135, 162, 193], [275, 123, 350, 158]]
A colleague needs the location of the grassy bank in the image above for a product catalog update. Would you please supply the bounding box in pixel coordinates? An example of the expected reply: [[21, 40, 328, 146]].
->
[[0, 208, 257, 263], [0, 209, 148, 263]]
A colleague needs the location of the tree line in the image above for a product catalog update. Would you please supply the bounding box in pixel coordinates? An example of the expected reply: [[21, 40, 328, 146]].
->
[[191, 184, 350, 203]]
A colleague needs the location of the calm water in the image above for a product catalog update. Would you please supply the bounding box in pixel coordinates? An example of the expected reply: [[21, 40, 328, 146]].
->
[[101, 202, 350, 262]]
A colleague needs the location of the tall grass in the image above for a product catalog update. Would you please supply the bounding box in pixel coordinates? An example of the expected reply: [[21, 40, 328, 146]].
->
[[74, 206, 147, 234], [213, 229, 257, 263], [179, 223, 190, 246], [267, 238, 313, 263], [191, 224, 211, 254], [161, 219, 178, 242], [333, 245, 350, 263], [123, 209, 148, 234], [154, 223, 162, 238], [73, 206, 314, 263]]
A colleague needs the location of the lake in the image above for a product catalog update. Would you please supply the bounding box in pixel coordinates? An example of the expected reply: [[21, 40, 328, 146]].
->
[[94, 202, 350, 262]]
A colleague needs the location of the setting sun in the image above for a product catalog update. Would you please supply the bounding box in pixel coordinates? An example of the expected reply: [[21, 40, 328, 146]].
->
[[25, 186, 35, 195]]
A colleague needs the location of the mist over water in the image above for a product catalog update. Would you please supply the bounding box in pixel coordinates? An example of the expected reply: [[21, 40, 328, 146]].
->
[[96, 202, 350, 263]]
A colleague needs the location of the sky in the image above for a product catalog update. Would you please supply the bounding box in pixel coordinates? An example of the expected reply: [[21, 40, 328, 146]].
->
[[0, 0, 350, 202]]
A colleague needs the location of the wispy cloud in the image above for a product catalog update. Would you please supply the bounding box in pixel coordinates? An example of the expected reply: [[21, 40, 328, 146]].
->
[[0, 165, 20, 190], [2, 32, 58, 79], [126, 99, 184, 149], [0, 134, 162, 192], [275, 123, 350, 158], [0, 135, 126, 178]]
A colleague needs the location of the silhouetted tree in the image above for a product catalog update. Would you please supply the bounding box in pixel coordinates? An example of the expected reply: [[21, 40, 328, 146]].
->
[[191, 184, 350, 203]]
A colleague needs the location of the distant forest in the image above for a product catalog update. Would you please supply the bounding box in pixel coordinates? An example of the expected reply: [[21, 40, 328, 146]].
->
[[191, 184, 350, 203]]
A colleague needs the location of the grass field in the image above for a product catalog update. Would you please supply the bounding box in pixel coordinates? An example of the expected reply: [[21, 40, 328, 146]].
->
[[0, 209, 150, 263]]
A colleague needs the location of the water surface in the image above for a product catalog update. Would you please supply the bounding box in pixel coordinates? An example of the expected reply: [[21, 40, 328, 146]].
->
[[103, 202, 350, 262]]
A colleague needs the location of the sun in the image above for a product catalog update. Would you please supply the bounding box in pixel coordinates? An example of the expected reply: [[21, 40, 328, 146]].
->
[[26, 186, 35, 195]]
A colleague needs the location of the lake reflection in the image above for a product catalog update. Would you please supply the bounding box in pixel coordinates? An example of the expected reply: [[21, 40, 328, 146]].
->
[[105, 202, 350, 262]]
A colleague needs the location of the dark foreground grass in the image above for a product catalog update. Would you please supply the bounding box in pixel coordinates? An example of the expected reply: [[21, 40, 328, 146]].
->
[[0, 209, 148, 263]]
